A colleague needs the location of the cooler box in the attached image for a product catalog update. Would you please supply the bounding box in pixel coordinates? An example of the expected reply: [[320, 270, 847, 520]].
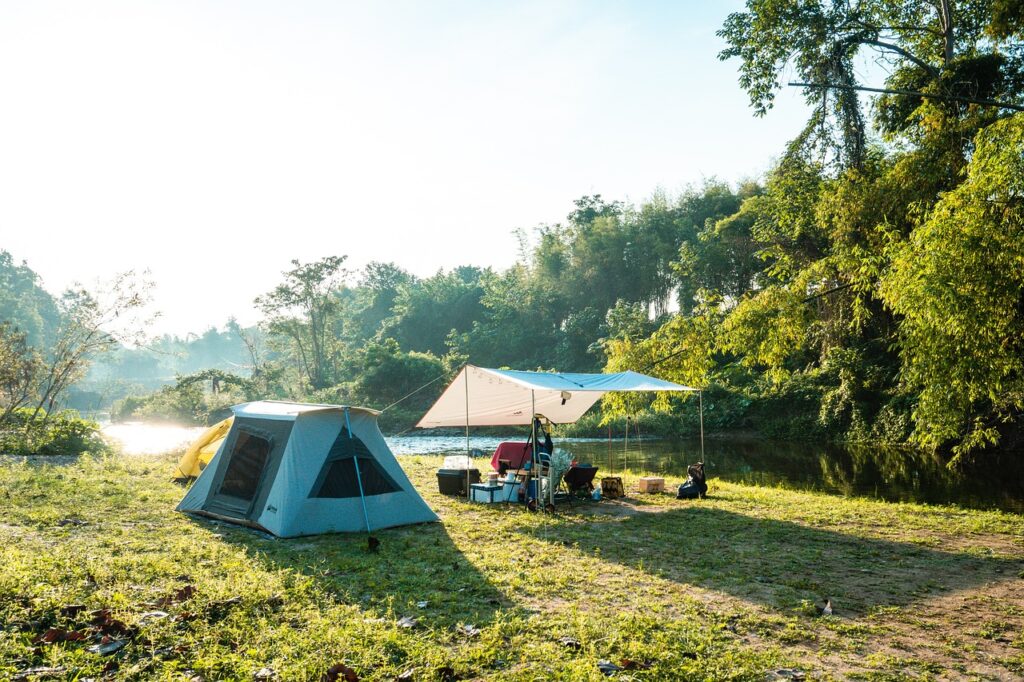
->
[[501, 478, 538, 503], [437, 468, 481, 495], [470, 483, 504, 503]]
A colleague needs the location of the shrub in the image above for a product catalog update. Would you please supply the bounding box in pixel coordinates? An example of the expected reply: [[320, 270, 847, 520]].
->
[[0, 409, 109, 456]]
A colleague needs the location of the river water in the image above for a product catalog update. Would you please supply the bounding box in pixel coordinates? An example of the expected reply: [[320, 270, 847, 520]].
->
[[102, 423, 1024, 514]]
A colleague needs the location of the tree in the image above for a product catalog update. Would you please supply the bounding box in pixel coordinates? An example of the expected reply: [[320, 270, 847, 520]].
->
[[670, 180, 762, 312], [602, 297, 719, 419], [349, 339, 445, 410], [385, 267, 487, 356], [0, 250, 61, 348], [256, 257, 348, 391], [28, 271, 152, 423], [719, 0, 1023, 168], [881, 114, 1024, 457], [350, 262, 415, 343], [0, 323, 41, 424]]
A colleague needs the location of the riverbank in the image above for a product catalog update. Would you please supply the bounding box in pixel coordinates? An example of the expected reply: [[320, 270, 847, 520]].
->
[[1, 452, 1022, 680]]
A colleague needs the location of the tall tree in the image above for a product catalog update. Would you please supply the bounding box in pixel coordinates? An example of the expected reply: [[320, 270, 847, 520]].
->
[[256, 257, 347, 391], [0, 250, 61, 348], [31, 271, 152, 421], [0, 323, 41, 424], [719, 0, 1023, 168], [385, 267, 487, 356], [882, 115, 1024, 457]]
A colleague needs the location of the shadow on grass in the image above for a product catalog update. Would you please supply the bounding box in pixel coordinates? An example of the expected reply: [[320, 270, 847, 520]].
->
[[190, 516, 511, 628], [514, 504, 1023, 615]]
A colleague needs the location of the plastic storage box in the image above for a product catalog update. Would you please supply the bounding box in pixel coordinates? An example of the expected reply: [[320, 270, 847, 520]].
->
[[436, 468, 480, 495]]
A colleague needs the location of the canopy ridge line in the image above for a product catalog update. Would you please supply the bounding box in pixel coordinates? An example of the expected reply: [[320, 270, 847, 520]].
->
[[550, 372, 587, 388]]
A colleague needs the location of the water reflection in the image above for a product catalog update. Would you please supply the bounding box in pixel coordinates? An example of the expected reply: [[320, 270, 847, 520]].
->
[[394, 435, 1024, 514], [102, 422, 206, 456], [99, 423, 1023, 513]]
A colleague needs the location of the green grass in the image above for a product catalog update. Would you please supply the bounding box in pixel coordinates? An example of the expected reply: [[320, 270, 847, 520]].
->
[[1, 454, 1022, 681]]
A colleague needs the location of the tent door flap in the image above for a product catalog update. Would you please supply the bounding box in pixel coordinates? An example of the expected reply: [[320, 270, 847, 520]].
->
[[209, 428, 275, 518]]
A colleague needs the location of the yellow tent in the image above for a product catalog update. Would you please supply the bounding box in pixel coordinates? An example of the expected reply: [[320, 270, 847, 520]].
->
[[173, 417, 233, 479]]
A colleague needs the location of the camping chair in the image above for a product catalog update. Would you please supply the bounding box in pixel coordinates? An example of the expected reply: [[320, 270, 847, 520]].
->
[[560, 465, 599, 504]]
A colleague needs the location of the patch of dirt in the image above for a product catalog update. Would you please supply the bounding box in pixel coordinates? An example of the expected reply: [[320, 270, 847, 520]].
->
[[789, 576, 1024, 679], [574, 497, 674, 518]]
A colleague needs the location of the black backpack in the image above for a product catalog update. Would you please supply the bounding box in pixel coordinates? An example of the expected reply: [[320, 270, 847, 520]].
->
[[677, 462, 707, 499]]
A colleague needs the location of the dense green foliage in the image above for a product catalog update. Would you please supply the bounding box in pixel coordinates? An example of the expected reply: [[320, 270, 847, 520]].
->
[[0, 255, 150, 451], [0, 252, 60, 349], [0, 408, 109, 457], [6, 3, 1024, 457], [600, 0, 1024, 458]]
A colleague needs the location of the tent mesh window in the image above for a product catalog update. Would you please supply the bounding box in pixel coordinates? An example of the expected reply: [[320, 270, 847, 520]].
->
[[218, 430, 272, 501], [311, 428, 401, 498]]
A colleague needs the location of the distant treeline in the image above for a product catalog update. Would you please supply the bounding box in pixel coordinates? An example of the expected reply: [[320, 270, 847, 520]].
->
[[5, 1, 1024, 459]]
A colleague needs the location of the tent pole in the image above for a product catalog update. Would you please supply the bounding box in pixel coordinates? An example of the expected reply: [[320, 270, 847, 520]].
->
[[547, 417, 554, 508], [607, 425, 611, 476], [623, 415, 629, 473], [699, 390, 705, 462], [345, 408, 373, 537], [464, 366, 470, 499], [531, 390, 536, 509]]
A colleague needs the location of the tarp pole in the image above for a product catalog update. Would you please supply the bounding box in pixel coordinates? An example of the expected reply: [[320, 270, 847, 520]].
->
[[699, 390, 705, 461], [623, 415, 629, 472], [345, 407, 373, 535], [547, 417, 555, 507], [531, 390, 536, 508], [607, 425, 612, 476], [464, 366, 470, 499]]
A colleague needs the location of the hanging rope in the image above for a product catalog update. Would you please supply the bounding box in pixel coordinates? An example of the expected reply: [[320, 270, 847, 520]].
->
[[379, 371, 450, 412]]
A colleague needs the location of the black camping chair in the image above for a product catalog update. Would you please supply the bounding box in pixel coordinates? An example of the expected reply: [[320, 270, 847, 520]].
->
[[561, 465, 599, 503]]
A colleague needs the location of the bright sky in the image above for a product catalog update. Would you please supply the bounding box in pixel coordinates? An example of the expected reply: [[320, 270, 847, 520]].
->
[[0, 0, 812, 337]]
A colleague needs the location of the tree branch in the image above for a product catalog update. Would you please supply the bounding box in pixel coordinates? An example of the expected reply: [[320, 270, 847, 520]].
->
[[789, 82, 1024, 112], [859, 37, 940, 78]]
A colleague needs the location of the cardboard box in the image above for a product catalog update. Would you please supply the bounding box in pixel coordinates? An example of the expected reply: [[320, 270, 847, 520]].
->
[[638, 476, 665, 494], [601, 476, 624, 499]]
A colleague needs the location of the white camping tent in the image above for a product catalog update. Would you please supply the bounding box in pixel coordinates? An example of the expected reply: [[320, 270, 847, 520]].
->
[[417, 365, 701, 506], [178, 400, 437, 537], [416, 365, 698, 428]]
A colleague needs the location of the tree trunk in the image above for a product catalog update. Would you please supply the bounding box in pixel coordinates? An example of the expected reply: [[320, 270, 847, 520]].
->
[[939, 0, 954, 65]]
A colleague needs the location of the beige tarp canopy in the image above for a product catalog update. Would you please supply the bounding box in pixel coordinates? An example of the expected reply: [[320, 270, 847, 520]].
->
[[416, 364, 697, 428]]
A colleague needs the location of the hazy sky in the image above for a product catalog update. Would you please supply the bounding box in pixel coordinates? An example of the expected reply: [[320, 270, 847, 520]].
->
[[0, 1, 812, 337]]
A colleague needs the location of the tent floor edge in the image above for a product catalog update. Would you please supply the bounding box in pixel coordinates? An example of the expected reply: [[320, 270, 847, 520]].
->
[[182, 509, 276, 537]]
